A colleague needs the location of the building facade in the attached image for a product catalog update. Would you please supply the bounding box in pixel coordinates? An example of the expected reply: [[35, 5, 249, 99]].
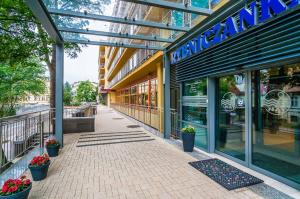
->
[[99, 0, 226, 134], [98, 0, 300, 190], [169, 0, 300, 190]]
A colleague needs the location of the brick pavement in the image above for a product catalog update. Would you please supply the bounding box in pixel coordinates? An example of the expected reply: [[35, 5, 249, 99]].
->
[[26, 106, 280, 199]]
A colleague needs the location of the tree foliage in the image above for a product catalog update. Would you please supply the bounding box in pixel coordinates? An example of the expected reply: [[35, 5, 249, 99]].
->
[[0, 60, 46, 117], [63, 81, 73, 106], [75, 81, 97, 103], [0, 0, 110, 110]]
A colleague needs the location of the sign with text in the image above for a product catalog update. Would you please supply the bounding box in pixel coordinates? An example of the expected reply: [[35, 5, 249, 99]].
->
[[171, 0, 299, 64]]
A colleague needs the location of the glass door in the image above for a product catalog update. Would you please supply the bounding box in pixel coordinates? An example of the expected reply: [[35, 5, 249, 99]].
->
[[251, 64, 300, 185], [216, 73, 246, 161]]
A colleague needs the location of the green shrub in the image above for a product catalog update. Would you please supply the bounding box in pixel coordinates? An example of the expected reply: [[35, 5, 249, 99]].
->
[[181, 126, 196, 134]]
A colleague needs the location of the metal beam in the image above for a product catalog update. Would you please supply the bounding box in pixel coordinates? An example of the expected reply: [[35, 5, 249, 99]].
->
[[24, 0, 63, 43], [59, 27, 174, 43], [64, 38, 165, 50], [55, 43, 64, 147], [163, 52, 171, 139], [121, 0, 212, 16], [49, 9, 189, 32]]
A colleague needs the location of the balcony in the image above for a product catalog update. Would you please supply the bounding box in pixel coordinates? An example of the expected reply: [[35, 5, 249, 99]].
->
[[108, 49, 156, 89], [99, 67, 105, 74]]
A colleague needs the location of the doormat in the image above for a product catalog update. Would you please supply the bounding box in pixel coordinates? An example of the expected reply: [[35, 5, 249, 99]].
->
[[127, 125, 140, 128], [189, 159, 263, 190]]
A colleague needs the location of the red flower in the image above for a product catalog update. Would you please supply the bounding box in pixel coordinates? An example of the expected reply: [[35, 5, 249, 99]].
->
[[30, 154, 49, 167], [0, 176, 31, 196], [24, 179, 31, 186], [1, 184, 8, 193], [8, 186, 18, 193], [46, 139, 59, 147]]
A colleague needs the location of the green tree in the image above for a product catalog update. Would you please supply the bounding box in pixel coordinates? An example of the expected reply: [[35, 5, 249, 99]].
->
[[75, 81, 97, 103], [0, 59, 46, 117], [63, 81, 73, 106], [0, 0, 110, 110]]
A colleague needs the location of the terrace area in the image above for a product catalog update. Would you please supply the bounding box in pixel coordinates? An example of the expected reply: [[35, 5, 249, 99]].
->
[[16, 106, 299, 199]]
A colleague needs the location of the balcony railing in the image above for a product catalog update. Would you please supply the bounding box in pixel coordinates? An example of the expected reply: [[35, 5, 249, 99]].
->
[[111, 103, 161, 130], [107, 48, 125, 77], [108, 49, 155, 88]]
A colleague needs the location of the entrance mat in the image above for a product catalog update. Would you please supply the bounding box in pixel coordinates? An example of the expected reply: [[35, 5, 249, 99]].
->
[[112, 118, 124, 120], [76, 138, 155, 147], [189, 159, 263, 190], [77, 135, 151, 143], [127, 125, 140, 128]]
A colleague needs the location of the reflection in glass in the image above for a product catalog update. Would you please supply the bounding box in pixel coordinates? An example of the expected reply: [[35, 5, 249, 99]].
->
[[252, 64, 300, 185], [182, 78, 208, 149], [216, 74, 246, 161]]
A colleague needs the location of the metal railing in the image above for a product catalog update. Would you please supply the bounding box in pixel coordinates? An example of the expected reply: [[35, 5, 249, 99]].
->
[[108, 49, 155, 88], [111, 103, 161, 130], [0, 104, 97, 173], [0, 109, 55, 173]]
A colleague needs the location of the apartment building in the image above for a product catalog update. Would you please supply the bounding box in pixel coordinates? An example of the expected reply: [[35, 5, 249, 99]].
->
[[98, 0, 226, 134]]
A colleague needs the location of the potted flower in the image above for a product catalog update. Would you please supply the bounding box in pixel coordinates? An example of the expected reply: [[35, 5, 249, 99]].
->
[[0, 176, 31, 199], [28, 154, 50, 181], [181, 126, 196, 152], [45, 139, 60, 157]]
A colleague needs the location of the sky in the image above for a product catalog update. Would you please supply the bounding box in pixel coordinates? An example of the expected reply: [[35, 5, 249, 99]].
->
[[63, 1, 115, 84]]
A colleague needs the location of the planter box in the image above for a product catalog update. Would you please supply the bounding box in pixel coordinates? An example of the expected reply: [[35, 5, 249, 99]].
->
[[182, 133, 195, 152], [46, 145, 59, 157], [0, 184, 32, 199], [28, 161, 50, 181]]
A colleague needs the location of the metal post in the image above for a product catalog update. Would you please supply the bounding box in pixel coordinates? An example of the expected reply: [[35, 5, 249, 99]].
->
[[163, 51, 171, 139], [0, 121, 3, 167], [207, 77, 216, 153], [39, 112, 42, 148], [40, 122, 44, 149], [55, 43, 64, 147]]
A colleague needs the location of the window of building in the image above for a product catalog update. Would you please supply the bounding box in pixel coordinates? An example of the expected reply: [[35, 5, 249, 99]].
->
[[182, 78, 208, 150]]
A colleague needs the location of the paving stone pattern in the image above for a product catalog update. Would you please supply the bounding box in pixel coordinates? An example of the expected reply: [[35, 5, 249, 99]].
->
[[25, 106, 293, 199]]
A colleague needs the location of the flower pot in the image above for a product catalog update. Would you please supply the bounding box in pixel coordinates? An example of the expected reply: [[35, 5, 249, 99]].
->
[[28, 161, 50, 181], [0, 183, 32, 199], [46, 145, 59, 157], [182, 132, 195, 152]]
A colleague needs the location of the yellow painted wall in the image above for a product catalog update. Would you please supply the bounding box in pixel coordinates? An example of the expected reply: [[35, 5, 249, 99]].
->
[[156, 61, 164, 133]]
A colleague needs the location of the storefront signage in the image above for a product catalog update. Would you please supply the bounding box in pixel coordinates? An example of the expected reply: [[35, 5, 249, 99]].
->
[[171, 0, 299, 64], [221, 92, 237, 112], [263, 89, 291, 115]]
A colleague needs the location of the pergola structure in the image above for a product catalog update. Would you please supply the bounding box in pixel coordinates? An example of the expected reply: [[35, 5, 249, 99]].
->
[[24, 0, 213, 146]]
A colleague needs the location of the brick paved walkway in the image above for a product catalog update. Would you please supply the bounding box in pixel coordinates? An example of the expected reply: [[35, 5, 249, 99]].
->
[[26, 106, 287, 199]]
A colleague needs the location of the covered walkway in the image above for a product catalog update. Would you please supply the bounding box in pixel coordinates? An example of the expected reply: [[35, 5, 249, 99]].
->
[[25, 106, 293, 199]]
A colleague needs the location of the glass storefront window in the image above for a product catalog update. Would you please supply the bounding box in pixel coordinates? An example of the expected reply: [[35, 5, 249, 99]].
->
[[252, 63, 300, 184], [216, 74, 246, 161], [182, 78, 208, 150]]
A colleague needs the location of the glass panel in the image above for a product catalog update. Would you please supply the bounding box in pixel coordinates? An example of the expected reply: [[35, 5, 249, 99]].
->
[[252, 63, 300, 184], [216, 74, 246, 161], [182, 78, 208, 149]]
